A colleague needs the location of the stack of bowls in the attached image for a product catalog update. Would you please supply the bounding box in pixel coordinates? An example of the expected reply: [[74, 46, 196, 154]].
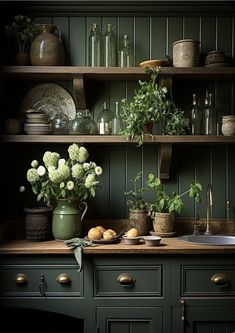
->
[[24, 110, 51, 135], [205, 51, 229, 67]]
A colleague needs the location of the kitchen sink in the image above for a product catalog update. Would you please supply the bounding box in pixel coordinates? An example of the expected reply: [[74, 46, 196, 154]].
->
[[178, 234, 235, 246]]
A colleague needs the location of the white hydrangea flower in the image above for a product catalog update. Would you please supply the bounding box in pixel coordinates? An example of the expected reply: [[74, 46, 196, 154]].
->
[[37, 165, 46, 176], [72, 164, 84, 179], [68, 143, 80, 161], [43, 151, 60, 168], [85, 174, 96, 188], [31, 160, 38, 168], [162, 87, 168, 94], [58, 158, 66, 166], [83, 163, 90, 171], [78, 147, 89, 163], [48, 169, 63, 184], [60, 182, 65, 188], [95, 166, 102, 175], [58, 164, 70, 180], [67, 181, 74, 190], [27, 168, 39, 183], [90, 162, 97, 168]]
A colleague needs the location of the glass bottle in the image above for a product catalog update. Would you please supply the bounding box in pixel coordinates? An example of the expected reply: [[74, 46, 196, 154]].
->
[[112, 101, 121, 134], [84, 109, 98, 134], [118, 35, 133, 67], [88, 23, 102, 67], [69, 112, 90, 135], [190, 93, 201, 135], [97, 101, 114, 134], [51, 113, 69, 135], [203, 91, 216, 135], [103, 24, 116, 67]]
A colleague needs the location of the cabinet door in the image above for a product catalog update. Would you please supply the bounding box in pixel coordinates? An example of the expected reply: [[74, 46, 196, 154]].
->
[[96, 306, 162, 333], [172, 306, 235, 333]]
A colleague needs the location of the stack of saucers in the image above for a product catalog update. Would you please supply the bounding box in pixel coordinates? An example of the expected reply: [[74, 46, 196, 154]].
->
[[24, 110, 51, 135]]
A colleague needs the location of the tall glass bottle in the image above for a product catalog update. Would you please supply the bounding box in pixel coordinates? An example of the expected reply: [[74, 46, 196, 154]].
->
[[97, 101, 114, 134], [190, 93, 201, 135], [118, 35, 133, 67], [88, 23, 102, 67], [103, 24, 116, 67], [203, 91, 216, 135], [112, 101, 121, 134]]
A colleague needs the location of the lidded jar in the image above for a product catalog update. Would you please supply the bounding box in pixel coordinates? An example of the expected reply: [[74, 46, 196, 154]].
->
[[30, 24, 65, 66], [69, 111, 90, 135], [221, 115, 235, 136]]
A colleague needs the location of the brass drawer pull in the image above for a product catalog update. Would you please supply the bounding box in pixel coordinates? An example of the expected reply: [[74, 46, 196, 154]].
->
[[117, 273, 135, 287], [56, 273, 72, 285], [14, 273, 29, 285], [211, 273, 230, 288]]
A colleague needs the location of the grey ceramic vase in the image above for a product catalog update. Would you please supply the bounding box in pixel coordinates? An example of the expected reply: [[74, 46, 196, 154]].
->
[[24, 207, 53, 241]]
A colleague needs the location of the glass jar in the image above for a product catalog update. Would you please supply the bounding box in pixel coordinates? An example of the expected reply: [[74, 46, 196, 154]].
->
[[69, 112, 90, 134], [118, 35, 133, 67], [97, 102, 114, 134], [103, 24, 116, 67], [83, 109, 98, 134], [88, 23, 102, 67], [51, 113, 68, 134]]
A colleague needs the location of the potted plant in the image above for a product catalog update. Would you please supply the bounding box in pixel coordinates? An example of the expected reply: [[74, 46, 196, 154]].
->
[[146, 173, 202, 233], [120, 67, 189, 145], [124, 172, 150, 235], [20, 143, 103, 240], [4, 15, 36, 65]]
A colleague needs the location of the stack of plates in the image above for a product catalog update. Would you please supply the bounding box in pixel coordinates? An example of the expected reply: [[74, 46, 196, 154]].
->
[[24, 111, 51, 135]]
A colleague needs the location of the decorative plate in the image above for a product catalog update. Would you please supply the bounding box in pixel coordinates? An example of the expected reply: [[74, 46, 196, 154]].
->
[[20, 83, 76, 121]]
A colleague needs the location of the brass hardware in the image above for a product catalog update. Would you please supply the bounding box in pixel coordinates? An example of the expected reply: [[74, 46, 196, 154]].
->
[[117, 273, 135, 286], [211, 272, 230, 288], [14, 273, 29, 285], [56, 273, 72, 285]]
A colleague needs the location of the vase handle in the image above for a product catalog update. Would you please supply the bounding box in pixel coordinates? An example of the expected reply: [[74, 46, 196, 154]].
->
[[79, 201, 88, 221]]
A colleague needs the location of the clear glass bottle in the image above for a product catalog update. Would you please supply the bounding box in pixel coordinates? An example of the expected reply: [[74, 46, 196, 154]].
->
[[118, 35, 133, 67], [103, 23, 116, 67], [190, 93, 201, 135], [84, 109, 98, 134], [112, 101, 121, 134], [69, 112, 90, 134], [97, 101, 114, 134], [203, 91, 216, 135], [88, 23, 102, 67]]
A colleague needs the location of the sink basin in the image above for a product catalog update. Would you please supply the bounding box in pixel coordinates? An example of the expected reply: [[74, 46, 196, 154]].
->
[[178, 234, 235, 246]]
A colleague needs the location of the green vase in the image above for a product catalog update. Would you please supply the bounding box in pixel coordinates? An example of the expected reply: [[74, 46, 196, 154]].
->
[[52, 199, 87, 241]]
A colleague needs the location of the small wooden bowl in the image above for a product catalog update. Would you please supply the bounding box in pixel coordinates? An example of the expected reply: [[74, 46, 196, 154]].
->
[[139, 59, 169, 69], [122, 236, 141, 245]]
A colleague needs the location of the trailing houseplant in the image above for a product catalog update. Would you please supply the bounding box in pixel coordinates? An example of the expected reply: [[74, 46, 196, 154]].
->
[[146, 173, 202, 233], [120, 67, 189, 145]]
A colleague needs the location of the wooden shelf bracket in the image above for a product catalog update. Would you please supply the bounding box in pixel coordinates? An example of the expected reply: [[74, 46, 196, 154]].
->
[[159, 143, 172, 180], [73, 74, 86, 110]]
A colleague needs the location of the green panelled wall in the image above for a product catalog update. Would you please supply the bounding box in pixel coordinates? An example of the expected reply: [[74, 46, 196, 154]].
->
[[2, 2, 235, 220]]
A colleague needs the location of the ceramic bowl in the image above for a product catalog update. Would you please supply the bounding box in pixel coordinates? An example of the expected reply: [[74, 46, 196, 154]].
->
[[143, 236, 162, 246], [122, 236, 141, 245]]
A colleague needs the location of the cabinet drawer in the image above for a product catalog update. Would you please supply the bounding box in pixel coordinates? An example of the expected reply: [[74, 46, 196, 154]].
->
[[94, 265, 162, 297], [0, 264, 83, 297], [181, 265, 235, 296]]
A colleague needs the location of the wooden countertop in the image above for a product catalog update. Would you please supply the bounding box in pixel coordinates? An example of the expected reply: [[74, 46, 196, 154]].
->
[[1, 238, 235, 254]]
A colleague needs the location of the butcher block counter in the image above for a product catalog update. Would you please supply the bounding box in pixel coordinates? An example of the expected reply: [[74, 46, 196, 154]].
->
[[1, 237, 235, 254]]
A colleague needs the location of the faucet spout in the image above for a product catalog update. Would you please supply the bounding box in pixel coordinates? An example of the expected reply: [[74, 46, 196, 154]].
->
[[204, 183, 213, 235]]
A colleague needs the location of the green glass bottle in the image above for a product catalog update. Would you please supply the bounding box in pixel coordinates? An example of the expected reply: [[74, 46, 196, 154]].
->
[[103, 24, 116, 67], [118, 35, 133, 67], [88, 23, 102, 67]]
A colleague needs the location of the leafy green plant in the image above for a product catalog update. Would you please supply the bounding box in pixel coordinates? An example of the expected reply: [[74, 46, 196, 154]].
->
[[124, 172, 147, 210], [120, 67, 189, 145], [146, 173, 202, 214], [4, 15, 36, 53]]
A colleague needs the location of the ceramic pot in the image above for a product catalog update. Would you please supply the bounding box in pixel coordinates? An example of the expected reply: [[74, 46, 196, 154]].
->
[[152, 212, 174, 233], [24, 207, 53, 241], [30, 24, 65, 66], [221, 115, 235, 136], [173, 39, 200, 67], [52, 199, 87, 241], [129, 209, 150, 236]]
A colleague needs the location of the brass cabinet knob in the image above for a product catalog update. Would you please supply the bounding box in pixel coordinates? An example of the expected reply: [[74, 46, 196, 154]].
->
[[56, 273, 72, 285], [211, 272, 230, 288], [117, 273, 135, 287], [14, 273, 29, 285]]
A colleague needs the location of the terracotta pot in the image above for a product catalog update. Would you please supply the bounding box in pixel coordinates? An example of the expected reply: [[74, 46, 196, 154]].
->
[[152, 212, 174, 233], [129, 209, 151, 236], [143, 122, 153, 134]]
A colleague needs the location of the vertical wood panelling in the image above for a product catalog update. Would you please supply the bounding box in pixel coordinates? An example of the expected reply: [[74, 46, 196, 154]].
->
[[53, 17, 69, 65], [150, 17, 167, 59], [135, 17, 150, 64], [201, 17, 216, 54], [167, 17, 183, 58], [183, 17, 200, 40], [70, 17, 86, 66], [228, 146, 235, 219]]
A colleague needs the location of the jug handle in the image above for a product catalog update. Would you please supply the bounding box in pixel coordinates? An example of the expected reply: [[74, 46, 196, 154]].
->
[[56, 25, 62, 41], [79, 201, 88, 221]]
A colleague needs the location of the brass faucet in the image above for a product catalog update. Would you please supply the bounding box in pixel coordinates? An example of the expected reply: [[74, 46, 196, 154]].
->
[[204, 183, 213, 235]]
